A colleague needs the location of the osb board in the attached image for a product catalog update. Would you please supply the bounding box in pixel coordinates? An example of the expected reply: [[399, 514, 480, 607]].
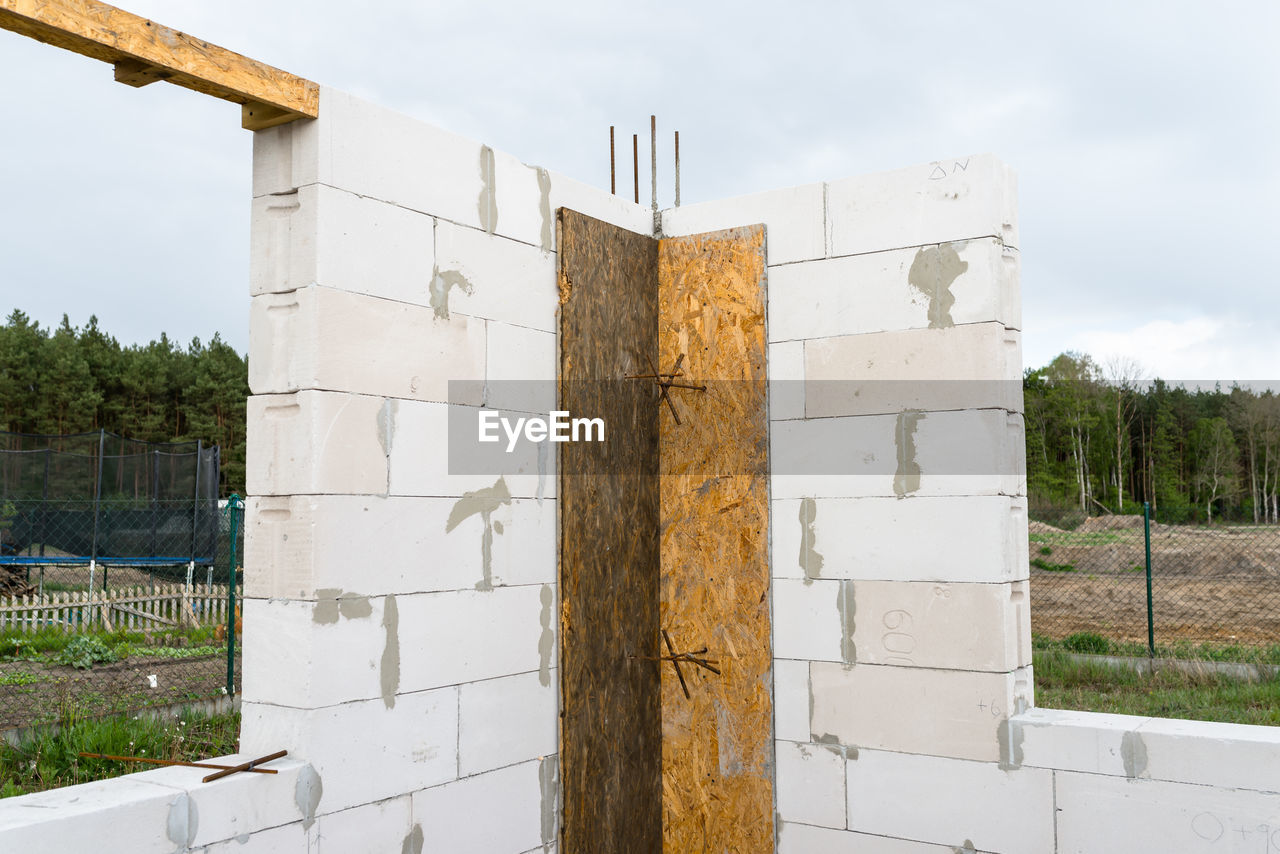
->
[[657, 225, 773, 852], [557, 208, 663, 854]]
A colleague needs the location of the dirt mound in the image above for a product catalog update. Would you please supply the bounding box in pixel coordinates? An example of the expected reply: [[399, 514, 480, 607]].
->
[[1077, 515, 1147, 533], [1028, 519, 1065, 536]]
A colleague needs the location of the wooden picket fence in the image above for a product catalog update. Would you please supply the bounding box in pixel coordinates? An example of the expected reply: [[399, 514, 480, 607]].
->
[[0, 583, 231, 633]]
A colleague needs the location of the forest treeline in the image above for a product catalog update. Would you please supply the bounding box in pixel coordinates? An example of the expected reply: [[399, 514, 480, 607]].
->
[[0, 310, 247, 496], [1026, 352, 1280, 524]]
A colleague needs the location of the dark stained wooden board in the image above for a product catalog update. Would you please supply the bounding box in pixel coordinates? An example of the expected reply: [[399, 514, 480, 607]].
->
[[558, 208, 662, 854]]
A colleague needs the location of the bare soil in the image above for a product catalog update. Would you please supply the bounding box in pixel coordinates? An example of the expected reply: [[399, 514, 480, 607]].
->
[[1031, 517, 1280, 645], [0, 651, 239, 731]]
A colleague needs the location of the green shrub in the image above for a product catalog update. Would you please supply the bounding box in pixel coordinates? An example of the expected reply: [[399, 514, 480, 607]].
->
[[54, 636, 119, 669], [1038, 546, 1053, 556], [1030, 557, 1075, 572], [1062, 632, 1111, 655]]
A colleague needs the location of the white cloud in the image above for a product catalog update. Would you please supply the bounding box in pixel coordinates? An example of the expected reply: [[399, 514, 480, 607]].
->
[[1065, 316, 1280, 382]]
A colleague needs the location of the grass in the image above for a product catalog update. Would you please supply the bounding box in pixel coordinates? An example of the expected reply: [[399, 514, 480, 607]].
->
[[1028, 529, 1132, 547], [1034, 649, 1280, 726], [0, 707, 240, 798], [1034, 633, 1280, 666], [1030, 557, 1075, 572], [1, 627, 226, 666]]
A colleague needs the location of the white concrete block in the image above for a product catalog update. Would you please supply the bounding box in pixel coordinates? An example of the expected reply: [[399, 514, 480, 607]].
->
[[252, 117, 319, 197], [804, 324, 1022, 417], [459, 671, 558, 776], [810, 662, 1034, 761], [315, 795, 414, 854], [770, 410, 1026, 500], [315, 88, 485, 230], [388, 400, 553, 500], [250, 184, 438, 303], [768, 240, 1019, 342], [774, 659, 812, 743], [434, 219, 558, 332], [485, 321, 557, 414], [1014, 708, 1147, 776], [846, 749, 1053, 853], [855, 580, 1029, 671], [249, 188, 315, 295], [243, 493, 556, 599], [772, 574, 1029, 671], [202, 821, 312, 853], [769, 341, 805, 421], [491, 148, 554, 249], [1137, 717, 1280, 793], [241, 596, 389, 708], [549, 171, 653, 242], [662, 183, 825, 265], [413, 760, 546, 854], [398, 585, 551, 693], [0, 776, 181, 853], [1056, 771, 1280, 854], [312, 185, 435, 304], [776, 740, 847, 829], [773, 578, 845, 663], [239, 688, 458, 813], [249, 286, 486, 403], [141, 758, 313, 848], [826, 155, 1018, 256], [771, 496, 1029, 585], [246, 391, 388, 496], [779, 822, 990, 853]]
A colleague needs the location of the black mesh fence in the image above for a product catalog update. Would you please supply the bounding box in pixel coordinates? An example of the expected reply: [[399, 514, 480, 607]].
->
[[1029, 505, 1280, 661], [0, 433, 242, 732]]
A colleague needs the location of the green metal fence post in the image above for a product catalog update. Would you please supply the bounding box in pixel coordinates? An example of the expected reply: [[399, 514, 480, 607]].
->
[[1144, 501, 1154, 659], [225, 494, 243, 698]]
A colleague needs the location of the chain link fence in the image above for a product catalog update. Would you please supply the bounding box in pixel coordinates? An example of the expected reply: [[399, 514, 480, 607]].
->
[[0, 501, 243, 733], [1029, 504, 1280, 661]]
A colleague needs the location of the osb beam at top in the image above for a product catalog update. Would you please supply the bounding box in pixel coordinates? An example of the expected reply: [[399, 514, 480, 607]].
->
[[0, 0, 319, 130]]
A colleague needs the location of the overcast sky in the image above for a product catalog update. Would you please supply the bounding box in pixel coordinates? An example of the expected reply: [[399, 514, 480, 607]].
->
[[1, 2, 1276, 381]]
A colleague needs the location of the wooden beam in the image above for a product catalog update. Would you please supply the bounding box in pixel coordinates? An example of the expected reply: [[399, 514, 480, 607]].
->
[[0, 0, 318, 129]]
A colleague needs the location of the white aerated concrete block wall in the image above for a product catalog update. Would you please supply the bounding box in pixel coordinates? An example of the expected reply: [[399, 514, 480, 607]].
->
[[668, 154, 1040, 851]]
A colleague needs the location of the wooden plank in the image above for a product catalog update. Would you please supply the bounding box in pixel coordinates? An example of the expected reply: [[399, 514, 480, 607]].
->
[[657, 225, 773, 852], [108, 602, 177, 626], [0, 0, 318, 129], [557, 208, 663, 854], [112, 57, 163, 87]]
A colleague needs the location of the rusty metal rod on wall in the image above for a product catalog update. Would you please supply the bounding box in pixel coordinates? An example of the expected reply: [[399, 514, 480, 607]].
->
[[650, 114, 658, 213], [674, 130, 681, 207], [202, 749, 289, 783], [632, 134, 639, 204], [609, 126, 616, 195], [78, 752, 277, 774]]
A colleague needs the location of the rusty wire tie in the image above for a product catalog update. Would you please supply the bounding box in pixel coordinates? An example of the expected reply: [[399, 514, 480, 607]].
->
[[630, 628, 720, 700], [625, 354, 706, 425]]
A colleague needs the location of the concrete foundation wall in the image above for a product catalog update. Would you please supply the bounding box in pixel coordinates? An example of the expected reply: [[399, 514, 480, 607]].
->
[[3, 93, 1278, 853]]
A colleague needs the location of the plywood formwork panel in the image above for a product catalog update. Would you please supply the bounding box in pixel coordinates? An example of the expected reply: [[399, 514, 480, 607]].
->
[[658, 225, 773, 852], [557, 209, 662, 854]]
